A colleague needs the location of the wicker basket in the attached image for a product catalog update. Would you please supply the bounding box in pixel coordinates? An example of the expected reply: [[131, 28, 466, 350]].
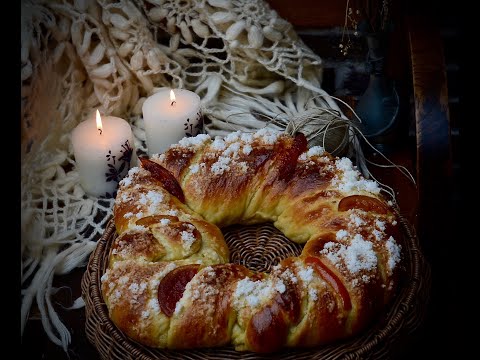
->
[[81, 214, 431, 360]]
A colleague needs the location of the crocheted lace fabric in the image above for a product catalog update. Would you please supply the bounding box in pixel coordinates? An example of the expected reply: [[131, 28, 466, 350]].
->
[[21, 0, 361, 350]]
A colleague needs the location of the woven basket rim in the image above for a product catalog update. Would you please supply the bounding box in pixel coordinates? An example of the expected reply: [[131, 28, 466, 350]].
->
[[81, 211, 431, 360]]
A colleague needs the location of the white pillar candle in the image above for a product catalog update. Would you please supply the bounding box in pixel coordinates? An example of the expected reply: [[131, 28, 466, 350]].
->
[[142, 88, 202, 156], [72, 110, 135, 198]]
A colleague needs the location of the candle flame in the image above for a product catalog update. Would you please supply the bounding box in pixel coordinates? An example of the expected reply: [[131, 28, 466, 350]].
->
[[96, 109, 103, 135], [170, 89, 176, 106]]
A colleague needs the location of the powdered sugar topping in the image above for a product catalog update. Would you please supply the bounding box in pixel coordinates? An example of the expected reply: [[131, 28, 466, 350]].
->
[[332, 158, 380, 194], [253, 128, 280, 145], [181, 230, 196, 251], [350, 213, 366, 227], [336, 229, 349, 240], [131, 224, 148, 232], [233, 277, 285, 308], [321, 234, 377, 275], [211, 156, 231, 175], [206, 128, 283, 176], [299, 146, 325, 161], [151, 153, 165, 162], [189, 164, 200, 174], [119, 167, 143, 187], [385, 236, 402, 271], [243, 144, 252, 155], [144, 190, 164, 213], [177, 134, 211, 149], [308, 287, 318, 301], [298, 266, 314, 283], [280, 269, 298, 284], [147, 297, 160, 313], [375, 220, 386, 231], [160, 218, 170, 225], [211, 137, 226, 151]]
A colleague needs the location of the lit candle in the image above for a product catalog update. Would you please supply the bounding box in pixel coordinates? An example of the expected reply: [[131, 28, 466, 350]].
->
[[72, 110, 135, 198], [142, 88, 202, 156]]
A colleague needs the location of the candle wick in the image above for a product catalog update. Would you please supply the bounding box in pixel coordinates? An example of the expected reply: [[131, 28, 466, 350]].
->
[[98, 128, 102, 135], [171, 100, 176, 106]]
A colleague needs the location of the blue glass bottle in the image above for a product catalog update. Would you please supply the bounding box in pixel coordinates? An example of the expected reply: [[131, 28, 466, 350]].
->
[[355, 33, 400, 153]]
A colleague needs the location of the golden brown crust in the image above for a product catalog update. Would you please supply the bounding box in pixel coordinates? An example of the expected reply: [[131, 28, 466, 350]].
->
[[101, 260, 176, 347], [168, 264, 253, 348], [109, 229, 166, 264], [102, 129, 403, 352]]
